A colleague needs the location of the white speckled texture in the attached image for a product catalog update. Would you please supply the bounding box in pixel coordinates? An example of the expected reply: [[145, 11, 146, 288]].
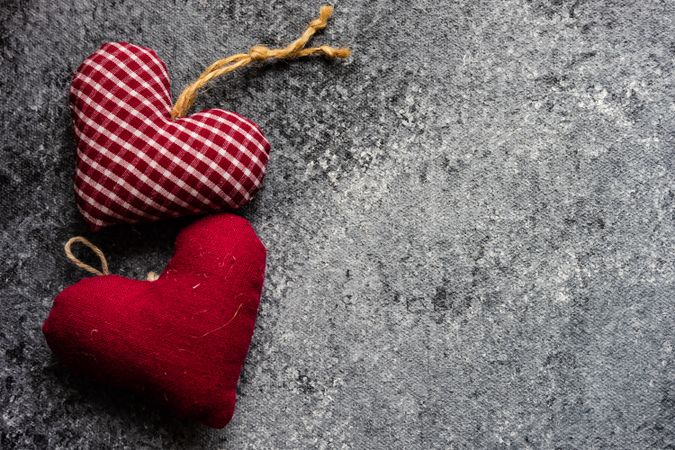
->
[[1, 0, 674, 448]]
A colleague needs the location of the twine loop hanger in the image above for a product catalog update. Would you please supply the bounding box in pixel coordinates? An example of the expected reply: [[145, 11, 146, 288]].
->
[[170, 4, 351, 119], [64, 237, 159, 281]]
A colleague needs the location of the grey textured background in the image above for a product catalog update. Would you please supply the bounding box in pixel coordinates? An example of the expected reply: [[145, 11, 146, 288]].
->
[[1, 0, 674, 448]]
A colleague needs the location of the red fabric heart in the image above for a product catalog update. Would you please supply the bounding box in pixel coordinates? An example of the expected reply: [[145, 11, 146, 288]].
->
[[71, 42, 270, 230], [42, 214, 266, 428]]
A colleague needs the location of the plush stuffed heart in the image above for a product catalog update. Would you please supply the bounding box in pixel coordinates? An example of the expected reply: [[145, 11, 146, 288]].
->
[[70, 42, 270, 230], [42, 214, 266, 428]]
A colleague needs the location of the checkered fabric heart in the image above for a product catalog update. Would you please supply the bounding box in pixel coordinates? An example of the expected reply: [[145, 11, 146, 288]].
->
[[70, 42, 270, 230]]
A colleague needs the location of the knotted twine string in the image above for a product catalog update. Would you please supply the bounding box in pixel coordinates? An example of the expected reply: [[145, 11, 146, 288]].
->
[[170, 4, 351, 119], [64, 237, 159, 281]]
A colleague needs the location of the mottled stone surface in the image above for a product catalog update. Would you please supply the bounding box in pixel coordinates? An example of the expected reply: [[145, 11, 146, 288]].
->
[[1, 0, 674, 448]]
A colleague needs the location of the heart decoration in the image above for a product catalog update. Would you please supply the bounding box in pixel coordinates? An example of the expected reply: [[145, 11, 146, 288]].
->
[[71, 42, 271, 231], [42, 214, 266, 428], [44, 5, 350, 428]]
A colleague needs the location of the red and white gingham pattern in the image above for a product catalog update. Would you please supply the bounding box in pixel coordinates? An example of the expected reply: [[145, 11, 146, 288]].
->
[[70, 42, 270, 230]]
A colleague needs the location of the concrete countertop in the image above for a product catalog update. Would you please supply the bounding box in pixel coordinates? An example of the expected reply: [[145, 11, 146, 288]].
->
[[1, 1, 673, 448]]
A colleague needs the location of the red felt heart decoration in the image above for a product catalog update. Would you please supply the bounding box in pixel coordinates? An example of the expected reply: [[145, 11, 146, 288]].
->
[[71, 42, 270, 230], [42, 214, 266, 428]]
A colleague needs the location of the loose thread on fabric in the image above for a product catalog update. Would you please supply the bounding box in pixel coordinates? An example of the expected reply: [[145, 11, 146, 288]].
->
[[64, 236, 157, 281], [197, 302, 247, 338], [171, 4, 351, 119]]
